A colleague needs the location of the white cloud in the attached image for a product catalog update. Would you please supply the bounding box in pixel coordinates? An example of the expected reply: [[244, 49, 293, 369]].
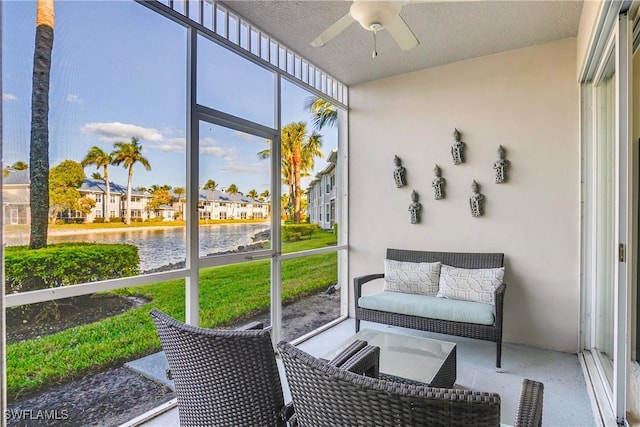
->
[[155, 137, 185, 153], [2, 93, 17, 101], [66, 94, 82, 103], [81, 122, 163, 142], [199, 137, 234, 157], [234, 129, 265, 142], [201, 146, 234, 156], [221, 162, 268, 174]]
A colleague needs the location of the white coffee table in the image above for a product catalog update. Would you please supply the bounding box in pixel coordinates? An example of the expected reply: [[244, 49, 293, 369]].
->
[[324, 328, 457, 388]]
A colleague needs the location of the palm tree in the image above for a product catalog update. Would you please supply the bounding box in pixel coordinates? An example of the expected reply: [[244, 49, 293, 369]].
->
[[111, 137, 151, 225], [259, 189, 271, 216], [174, 186, 186, 219], [258, 122, 322, 223], [150, 184, 172, 192], [29, 0, 55, 249], [258, 133, 294, 220], [226, 184, 239, 219], [281, 194, 292, 220], [304, 96, 338, 131], [2, 161, 28, 177], [11, 161, 28, 171], [247, 189, 259, 200], [203, 179, 218, 198], [82, 146, 113, 222]]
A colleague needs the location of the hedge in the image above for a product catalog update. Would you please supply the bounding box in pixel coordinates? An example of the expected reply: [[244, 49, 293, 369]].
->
[[5, 243, 140, 294], [282, 224, 319, 241]]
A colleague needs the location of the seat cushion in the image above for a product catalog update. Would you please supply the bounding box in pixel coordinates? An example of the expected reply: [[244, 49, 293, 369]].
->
[[358, 291, 495, 325]]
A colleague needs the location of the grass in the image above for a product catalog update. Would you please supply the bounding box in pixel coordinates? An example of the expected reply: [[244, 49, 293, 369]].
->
[[5, 229, 338, 399]]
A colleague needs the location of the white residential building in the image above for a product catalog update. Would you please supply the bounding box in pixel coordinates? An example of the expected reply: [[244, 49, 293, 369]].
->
[[198, 190, 269, 221], [306, 149, 337, 231], [2, 169, 30, 225]]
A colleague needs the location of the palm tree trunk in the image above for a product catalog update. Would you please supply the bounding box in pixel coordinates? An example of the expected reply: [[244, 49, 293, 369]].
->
[[104, 166, 111, 223], [125, 166, 133, 225], [29, 0, 54, 249], [293, 148, 302, 224], [288, 164, 295, 220]]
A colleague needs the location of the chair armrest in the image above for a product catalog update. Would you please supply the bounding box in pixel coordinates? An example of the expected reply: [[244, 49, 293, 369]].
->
[[338, 345, 380, 378], [514, 379, 544, 427], [236, 321, 264, 331], [329, 339, 368, 367], [354, 273, 384, 300], [494, 283, 506, 325]]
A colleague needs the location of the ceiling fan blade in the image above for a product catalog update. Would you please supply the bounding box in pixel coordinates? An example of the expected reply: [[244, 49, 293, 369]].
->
[[386, 16, 419, 50], [311, 13, 356, 47]]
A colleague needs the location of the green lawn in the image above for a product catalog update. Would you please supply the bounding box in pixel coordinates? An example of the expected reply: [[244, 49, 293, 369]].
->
[[6, 230, 338, 399]]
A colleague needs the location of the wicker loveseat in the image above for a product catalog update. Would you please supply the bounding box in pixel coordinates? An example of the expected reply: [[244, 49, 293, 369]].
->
[[355, 248, 506, 368]]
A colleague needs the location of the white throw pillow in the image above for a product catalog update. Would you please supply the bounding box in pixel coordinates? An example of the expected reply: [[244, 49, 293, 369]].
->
[[437, 265, 504, 305], [383, 259, 441, 296]]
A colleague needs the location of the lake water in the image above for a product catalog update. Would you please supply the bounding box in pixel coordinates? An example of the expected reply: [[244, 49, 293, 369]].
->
[[5, 223, 270, 272]]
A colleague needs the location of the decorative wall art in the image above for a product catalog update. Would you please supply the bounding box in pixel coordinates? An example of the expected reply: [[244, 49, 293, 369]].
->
[[469, 180, 484, 217], [451, 128, 465, 165], [408, 190, 422, 224], [493, 145, 509, 183], [432, 165, 445, 200], [393, 155, 407, 188]]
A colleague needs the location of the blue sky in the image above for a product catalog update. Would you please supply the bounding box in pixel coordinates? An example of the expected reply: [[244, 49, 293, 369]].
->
[[2, 0, 338, 195]]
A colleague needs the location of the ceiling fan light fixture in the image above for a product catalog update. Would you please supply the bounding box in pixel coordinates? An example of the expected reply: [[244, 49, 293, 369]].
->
[[350, 1, 403, 31], [310, 0, 419, 53]]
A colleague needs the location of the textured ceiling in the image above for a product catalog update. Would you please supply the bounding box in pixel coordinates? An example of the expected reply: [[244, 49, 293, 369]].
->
[[220, 1, 584, 86]]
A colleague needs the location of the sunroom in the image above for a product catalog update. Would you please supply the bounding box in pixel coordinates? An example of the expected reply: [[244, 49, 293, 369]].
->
[[1, 0, 640, 426]]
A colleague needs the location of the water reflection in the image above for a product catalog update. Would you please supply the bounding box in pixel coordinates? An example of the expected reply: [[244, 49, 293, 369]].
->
[[4, 223, 270, 272]]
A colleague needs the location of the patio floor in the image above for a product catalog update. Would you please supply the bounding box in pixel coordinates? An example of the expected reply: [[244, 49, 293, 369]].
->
[[128, 319, 597, 427]]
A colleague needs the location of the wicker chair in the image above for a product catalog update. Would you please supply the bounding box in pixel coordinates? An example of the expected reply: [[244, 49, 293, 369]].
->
[[277, 340, 544, 427], [151, 309, 381, 426], [150, 309, 294, 426]]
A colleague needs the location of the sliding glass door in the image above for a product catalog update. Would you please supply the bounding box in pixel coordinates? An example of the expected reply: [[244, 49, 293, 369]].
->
[[593, 50, 616, 389], [583, 10, 632, 424]]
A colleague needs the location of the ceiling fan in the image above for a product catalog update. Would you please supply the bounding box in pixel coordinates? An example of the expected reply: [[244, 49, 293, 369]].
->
[[310, 0, 463, 58]]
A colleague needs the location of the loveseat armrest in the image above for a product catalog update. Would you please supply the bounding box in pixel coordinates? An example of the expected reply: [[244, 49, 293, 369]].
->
[[514, 379, 544, 427], [354, 273, 385, 300], [494, 283, 506, 320]]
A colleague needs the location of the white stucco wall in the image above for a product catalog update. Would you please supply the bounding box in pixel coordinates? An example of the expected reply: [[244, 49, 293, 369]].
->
[[348, 38, 580, 353]]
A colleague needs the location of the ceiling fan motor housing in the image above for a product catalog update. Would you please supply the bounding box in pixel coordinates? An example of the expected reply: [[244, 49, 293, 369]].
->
[[350, 1, 403, 31]]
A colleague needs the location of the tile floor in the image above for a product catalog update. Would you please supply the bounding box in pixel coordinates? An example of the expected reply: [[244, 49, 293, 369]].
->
[[128, 319, 597, 427]]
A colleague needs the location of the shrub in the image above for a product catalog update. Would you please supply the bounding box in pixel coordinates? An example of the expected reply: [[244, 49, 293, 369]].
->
[[93, 217, 105, 224], [282, 224, 318, 241], [131, 217, 143, 223], [109, 216, 123, 223], [4, 243, 140, 294]]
